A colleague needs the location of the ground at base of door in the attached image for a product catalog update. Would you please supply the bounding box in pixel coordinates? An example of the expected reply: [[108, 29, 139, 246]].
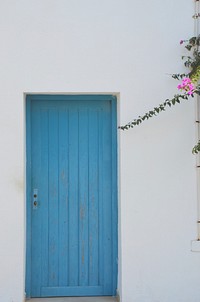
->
[[26, 297, 117, 302]]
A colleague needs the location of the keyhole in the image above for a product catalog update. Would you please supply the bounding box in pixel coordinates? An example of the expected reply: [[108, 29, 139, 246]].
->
[[34, 201, 37, 206]]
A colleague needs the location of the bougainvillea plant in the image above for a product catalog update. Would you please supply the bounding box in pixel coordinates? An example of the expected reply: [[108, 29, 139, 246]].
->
[[119, 35, 200, 154]]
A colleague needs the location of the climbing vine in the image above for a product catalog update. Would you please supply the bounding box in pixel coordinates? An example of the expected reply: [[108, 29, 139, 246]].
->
[[119, 17, 200, 154]]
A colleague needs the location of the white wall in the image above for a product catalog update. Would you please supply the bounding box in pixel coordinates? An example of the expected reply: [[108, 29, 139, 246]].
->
[[0, 0, 199, 301]]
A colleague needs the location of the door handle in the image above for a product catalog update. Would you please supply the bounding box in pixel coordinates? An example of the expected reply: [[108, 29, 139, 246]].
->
[[33, 189, 38, 209]]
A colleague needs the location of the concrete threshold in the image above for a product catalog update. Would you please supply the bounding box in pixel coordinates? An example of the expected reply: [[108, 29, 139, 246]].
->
[[26, 297, 117, 302]]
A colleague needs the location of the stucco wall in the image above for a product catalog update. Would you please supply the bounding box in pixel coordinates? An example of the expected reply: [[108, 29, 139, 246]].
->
[[0, 0, 199, 301]]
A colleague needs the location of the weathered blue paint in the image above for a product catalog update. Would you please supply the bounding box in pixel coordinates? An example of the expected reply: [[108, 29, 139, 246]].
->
[[26, 95, 118, 298]]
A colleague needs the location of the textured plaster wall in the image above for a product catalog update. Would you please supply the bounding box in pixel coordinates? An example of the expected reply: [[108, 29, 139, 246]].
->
[[0, 0, 199, 301]]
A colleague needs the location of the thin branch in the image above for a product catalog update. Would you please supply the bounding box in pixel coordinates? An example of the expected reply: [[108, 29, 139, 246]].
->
[[119, 93, 191, 130]]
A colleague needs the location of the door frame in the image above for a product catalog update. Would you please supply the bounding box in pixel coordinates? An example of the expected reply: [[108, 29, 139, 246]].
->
[[25, 94, 118, 298]]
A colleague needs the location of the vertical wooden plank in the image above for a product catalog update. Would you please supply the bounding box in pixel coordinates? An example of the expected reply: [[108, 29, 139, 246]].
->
[[58, 108, 69, 286], [48, 108, 59, 286], [68, 107, 79, 286], [88, 109, 99, 286], [111, 97, 118, 295], [102, 101, 112, 293], [40, 109, 49, 288], [98, 108, 104, 288], [31, 103, 42, 296], [78, 108, 89, 286], [25, 96, 32, 298]]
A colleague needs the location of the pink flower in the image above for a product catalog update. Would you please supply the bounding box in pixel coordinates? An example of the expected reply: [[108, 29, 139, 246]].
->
[[179, 39, 188, 45], [177, 77, 195, 95]]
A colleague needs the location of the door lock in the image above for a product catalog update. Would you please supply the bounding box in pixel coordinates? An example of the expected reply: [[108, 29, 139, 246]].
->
[[33, 189, 38, 209]]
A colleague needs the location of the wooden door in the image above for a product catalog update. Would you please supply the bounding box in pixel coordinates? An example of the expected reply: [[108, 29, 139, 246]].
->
[[26, 95, 117, 298]]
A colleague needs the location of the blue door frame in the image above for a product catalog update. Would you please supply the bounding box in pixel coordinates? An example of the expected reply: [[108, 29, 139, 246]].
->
[[26, 94, 118, 298]]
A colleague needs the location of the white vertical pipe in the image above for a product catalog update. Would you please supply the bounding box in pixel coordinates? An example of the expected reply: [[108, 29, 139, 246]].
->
[[194, 0, 200, 240]]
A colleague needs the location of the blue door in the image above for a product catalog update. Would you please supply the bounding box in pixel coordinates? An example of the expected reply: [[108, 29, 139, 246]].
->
[[26, 95, 118, 298]]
